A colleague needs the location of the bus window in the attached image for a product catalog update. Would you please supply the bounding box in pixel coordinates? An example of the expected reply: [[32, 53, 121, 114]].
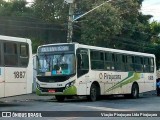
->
[[122, 55, 127, 71], [4, 42, 18, 66], [134, 56, 143, 72], [90, 50, 104, 70], [144, 57, 150, 72], [78, 54, 89, 69], [77, 49, 89, 77], [38, 53, 75, 75], [115, 54, 123, 71], [149, 58, 154, 73], [126, 55, 134, 71], [19, 44, 29, 67], [0, 43, 1, 66], [104, 52, 111, 70]]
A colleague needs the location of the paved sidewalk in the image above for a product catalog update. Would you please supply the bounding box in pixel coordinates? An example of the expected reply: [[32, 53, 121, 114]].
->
[[0, 93, 53, 103]]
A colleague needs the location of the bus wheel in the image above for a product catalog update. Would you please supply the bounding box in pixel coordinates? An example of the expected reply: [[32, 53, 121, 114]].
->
[[87, 84, 98, 102], [131, 83, 139, 99], [55, 95, 65, 102]]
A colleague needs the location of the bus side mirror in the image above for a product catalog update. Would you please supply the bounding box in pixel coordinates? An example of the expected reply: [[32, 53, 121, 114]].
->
[[158, 66, 160, 71], [35, 55, 38, 71], [33, 55, 37, 70]]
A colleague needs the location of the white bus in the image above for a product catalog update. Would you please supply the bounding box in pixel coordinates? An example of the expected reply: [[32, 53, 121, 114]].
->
[[0, 35, 33, 98], [36, 43, 156, 102]]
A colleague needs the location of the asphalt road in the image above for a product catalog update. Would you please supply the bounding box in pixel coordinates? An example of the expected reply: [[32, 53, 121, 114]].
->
[[0, 93, 160, 120]]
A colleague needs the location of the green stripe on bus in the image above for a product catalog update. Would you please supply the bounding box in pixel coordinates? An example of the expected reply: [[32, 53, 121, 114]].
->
[[105, 72, 140, 93], [63, 86, 77, 95], [105, 72, 134, 92]]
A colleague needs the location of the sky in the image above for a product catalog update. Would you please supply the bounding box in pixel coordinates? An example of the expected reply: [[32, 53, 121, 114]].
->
[[141, 0, 160, 22], [7, 0, 160, 22]]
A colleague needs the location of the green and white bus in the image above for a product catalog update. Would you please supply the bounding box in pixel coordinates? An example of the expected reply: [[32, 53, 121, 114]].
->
[[36, 43, 156, 102], [0, 35, 33, 98]]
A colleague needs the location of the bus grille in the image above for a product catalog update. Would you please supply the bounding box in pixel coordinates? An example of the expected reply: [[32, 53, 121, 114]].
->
[[39, 87, 65, 92], [37, 76, 71, 83]]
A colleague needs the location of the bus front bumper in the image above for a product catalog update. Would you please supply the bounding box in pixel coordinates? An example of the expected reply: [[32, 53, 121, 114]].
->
[[36, 86, 77, 96]]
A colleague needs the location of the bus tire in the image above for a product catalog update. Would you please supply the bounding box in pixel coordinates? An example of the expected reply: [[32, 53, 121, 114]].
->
[[87, 84, 99, 102], [131, 83, 139, 99], [55, 95, 65, 102]]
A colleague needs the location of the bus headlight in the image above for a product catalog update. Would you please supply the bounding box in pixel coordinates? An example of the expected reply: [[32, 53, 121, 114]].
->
[[65, 80, 75, 89], [70, 80, 75, 86], [36, 82, 40, 89], [66, 84, 70, 88]]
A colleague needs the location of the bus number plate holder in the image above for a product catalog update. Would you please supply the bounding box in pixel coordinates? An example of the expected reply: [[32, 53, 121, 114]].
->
[[48, 89, 55, 93]]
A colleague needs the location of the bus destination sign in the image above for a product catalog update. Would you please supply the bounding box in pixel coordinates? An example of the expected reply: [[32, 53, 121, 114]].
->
[[39, 45, 74, 53]]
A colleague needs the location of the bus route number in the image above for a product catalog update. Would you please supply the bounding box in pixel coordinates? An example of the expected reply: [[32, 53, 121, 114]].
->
[[14, 71, 26, 79], [148, 76, 153, 80]]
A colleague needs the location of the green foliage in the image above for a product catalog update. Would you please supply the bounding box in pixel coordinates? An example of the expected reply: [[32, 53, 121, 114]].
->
[[74, 0, 152, 51], [0, 0, 32, 16], [32, 0, 69, 23], [110, 0, 152, 51], [31, 38, 45, 53], [150, 21, 160, 36], [143, 21, 160, 68], [1, 0, 160, 68], [80, 3, 123, 47]]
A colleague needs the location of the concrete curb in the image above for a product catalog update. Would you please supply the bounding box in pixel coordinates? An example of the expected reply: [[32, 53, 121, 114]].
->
[[0, 93, 53, 103]]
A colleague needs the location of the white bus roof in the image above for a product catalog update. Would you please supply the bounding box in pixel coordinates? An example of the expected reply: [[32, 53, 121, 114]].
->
[[38, 43, 155, 57], [0, 35, 31, 43]]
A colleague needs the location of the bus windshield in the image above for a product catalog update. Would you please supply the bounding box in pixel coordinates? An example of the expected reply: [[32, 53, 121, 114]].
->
[[38, 53, 75, 75]]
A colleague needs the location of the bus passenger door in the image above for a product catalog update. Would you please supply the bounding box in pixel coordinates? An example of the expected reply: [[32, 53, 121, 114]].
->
[[76, 49, 89, 95], [0, 67, 5, 98]]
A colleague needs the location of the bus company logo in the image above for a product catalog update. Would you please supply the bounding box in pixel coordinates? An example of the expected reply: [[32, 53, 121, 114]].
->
[[99, 73, 104, 79], [99, 73, 121, 80], [2, 112, 11, 117]]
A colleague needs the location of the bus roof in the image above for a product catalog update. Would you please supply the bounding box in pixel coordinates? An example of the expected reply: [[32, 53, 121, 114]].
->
[[0, 35, 31, 43], [38, 43, 155, 57]]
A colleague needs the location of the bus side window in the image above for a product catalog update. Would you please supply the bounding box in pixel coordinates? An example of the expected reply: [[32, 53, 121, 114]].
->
[[76, 49, 89, 77], [4, 42, 18, 66], [104, 52, 111, 70], [134, 56, 143, 72], [126, 55, 134, 71], [122, 55, 127, 71], [77, 53, 89, 70], [0, 43, 1, 66], [90, 50, 104, 70], [19, 44, 29, 67], [144, 57, 150, 72], [149, 58, 154, 73], [115, 54, 123, 71], [77, 54, 82, 69]]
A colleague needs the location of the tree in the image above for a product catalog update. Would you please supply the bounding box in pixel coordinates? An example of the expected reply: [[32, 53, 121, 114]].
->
[[80, 3, 123, 47], [32, 0, 69, 23], [0, 0, 32, 16], [150, 21, 160, 44], [145, 21, 160, 68], [1, 0, 158, 56], [108, 0, 152, 51], [74, 0, 153, 52]]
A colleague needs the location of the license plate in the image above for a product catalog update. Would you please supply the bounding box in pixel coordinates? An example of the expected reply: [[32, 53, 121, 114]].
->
[[48, 89, 55, 93]]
